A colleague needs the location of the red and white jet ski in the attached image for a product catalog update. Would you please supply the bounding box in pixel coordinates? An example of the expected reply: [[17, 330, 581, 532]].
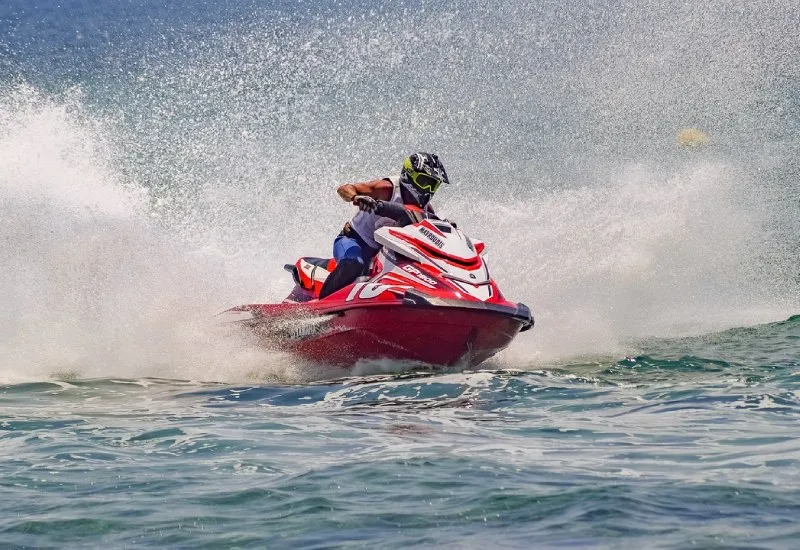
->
[[221, 217, 534, 368]]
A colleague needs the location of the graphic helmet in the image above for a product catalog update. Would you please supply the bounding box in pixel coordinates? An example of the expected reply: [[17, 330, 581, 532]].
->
[[399, 152, 449, 207]]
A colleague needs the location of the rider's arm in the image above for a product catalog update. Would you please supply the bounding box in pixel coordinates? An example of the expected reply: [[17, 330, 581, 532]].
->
[[374, 200, 409, 223], [337, 179, 393, 202], [374, 201, 441, 227]]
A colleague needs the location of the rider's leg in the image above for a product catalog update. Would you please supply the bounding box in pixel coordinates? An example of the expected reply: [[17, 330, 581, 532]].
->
[[319, 236, 366, 299]]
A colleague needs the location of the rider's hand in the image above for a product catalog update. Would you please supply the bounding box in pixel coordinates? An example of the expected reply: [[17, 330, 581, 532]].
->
[[353, 195, 378, 212]]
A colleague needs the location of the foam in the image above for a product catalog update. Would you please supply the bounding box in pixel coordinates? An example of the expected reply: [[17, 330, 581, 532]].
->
[[1, 2, 797, 381]]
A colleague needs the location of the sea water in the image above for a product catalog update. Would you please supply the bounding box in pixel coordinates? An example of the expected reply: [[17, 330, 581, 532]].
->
[[1, 0, 799, 547]]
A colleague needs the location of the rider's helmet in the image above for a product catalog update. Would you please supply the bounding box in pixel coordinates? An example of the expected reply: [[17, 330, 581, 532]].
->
[[399, 152, 449, 207]]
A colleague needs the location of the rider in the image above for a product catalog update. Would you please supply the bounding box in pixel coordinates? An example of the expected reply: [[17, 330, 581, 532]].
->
[[318, 152, 449, 299]]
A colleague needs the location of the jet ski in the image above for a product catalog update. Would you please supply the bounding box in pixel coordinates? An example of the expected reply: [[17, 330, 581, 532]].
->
[[220, 214, 534, 369]]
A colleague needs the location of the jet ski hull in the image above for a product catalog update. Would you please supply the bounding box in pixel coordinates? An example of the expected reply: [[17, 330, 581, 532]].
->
[[221, 217, 535, 370], [224, 301, 532, 368]]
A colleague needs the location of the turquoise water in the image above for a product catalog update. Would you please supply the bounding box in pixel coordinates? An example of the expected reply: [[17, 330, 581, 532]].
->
[[3, 317, 800, 547], [1, 0, 799, 547]]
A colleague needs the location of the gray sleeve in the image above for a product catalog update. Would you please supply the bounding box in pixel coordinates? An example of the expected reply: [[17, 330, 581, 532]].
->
[[375, 201, 413, 225], [375, 201, 441, 227]]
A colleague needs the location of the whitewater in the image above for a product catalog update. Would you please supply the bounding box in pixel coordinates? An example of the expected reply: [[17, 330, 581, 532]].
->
[[1, 0, 798, 547]]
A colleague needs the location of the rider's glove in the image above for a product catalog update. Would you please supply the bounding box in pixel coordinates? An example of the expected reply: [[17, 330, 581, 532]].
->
[[353, 195, 378, 213]]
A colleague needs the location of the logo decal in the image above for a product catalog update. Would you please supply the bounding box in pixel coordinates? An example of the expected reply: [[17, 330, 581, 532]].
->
[[401, 264, 437, 286], [418, 227, 444, 248]]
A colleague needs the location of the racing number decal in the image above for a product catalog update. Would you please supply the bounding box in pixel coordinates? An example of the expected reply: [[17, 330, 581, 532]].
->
[[345, 283, 408, 302]]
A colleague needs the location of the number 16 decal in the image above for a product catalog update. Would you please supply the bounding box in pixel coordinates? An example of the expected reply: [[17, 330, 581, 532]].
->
[[345, 283, 409, 302]]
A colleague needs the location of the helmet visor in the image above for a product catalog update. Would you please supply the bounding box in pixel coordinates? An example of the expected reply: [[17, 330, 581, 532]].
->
[[410, 172, 443, 193]]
